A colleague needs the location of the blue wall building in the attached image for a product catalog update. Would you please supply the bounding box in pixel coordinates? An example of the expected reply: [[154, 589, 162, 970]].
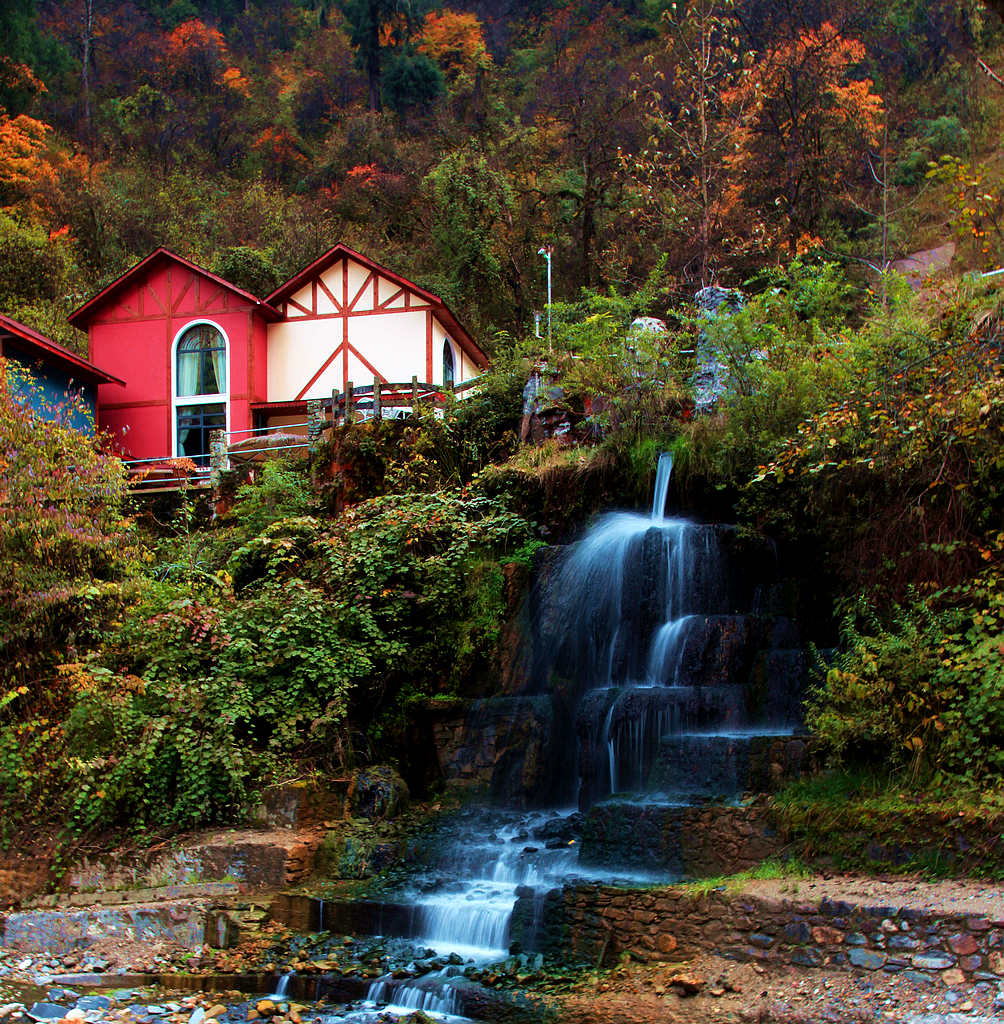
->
[[0, 312, 123, 432]]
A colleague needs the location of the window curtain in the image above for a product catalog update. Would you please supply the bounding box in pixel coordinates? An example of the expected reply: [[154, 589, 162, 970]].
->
[[209, 342, 226, 396], [443, 340, 455, 387], [177, 410, 192, 456], [177, 346, 199, 397]]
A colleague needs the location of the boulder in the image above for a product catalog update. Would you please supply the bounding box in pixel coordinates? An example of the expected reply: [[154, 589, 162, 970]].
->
[[347, 767, 409, 820]]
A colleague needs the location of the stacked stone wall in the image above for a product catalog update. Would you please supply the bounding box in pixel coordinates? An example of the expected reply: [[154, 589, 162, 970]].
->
[[539, 886, 1004, 986]]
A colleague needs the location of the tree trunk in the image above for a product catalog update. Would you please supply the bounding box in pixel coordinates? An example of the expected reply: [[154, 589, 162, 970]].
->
[[81, 0, 94, 131], [366, 5, 382, 112]]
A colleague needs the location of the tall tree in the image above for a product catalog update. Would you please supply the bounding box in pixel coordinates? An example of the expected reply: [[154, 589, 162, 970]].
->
[[627, 0, 745, 285], [342, 0, 428, 111], [535, 7, 643, 288], [722, 21, 884, 254]]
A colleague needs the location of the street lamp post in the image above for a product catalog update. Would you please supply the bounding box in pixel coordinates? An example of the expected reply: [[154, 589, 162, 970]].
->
[[537, 244, 553, 353]]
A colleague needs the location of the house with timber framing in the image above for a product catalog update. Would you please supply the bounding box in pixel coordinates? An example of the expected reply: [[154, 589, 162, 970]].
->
[[67, 244, 489, 466]]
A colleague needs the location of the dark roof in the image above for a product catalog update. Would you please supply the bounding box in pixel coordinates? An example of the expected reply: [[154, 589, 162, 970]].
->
[[68, 247, 283, 328], [0, 312, 125, 386], [268, 243, 489, 368]]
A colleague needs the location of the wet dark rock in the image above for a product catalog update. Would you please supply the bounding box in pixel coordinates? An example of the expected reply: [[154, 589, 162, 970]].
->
[[347, 766, 409, 820]]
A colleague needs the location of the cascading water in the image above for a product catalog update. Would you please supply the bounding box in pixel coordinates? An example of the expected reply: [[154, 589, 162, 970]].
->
[[338, 453, 805, 1019], [526, 451, 803, 809], [351, 809, 587, 1020], [650, 450, 674, 520], [271, 971, 293, 998]]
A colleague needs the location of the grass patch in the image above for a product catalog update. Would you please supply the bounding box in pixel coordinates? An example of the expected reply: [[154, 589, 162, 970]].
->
[[501, 440, 602, 477], [770, 769, 1004, 879], [680, 856, 811, 897]]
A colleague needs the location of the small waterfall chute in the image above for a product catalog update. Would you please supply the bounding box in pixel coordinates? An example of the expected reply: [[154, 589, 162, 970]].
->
[[650, 451, 674, 520], [271, 971, 294, 998]]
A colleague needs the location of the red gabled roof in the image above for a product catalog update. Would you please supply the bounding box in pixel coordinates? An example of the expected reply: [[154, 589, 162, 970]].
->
[[0, 312, 125, 386], [67, 247, 283, 328], [267, 243, 489, 368]]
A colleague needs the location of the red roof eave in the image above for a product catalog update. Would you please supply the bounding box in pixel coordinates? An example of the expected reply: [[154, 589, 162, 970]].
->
[[68, 247, 283, 328], [0, 312, 125, 387]]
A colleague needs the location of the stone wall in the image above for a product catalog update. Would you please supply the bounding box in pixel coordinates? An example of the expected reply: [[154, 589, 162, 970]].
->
[[64, 832, 320, 897], [1, 901, 212, 954], [580, 796, 800, 878], [253, 781, 349, 827], [533, 885, 1004, 987], [430, 695, 558, 804]]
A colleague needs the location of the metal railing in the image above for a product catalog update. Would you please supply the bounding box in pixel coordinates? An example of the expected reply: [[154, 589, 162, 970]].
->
[[330, 374, 484, 423], [123, 456, 212, 492], [122, 374, 486, 491]]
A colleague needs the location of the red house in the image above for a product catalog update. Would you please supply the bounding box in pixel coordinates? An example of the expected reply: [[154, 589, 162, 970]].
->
[[68, 248, 281, 464], [69, 246, 487, 464]]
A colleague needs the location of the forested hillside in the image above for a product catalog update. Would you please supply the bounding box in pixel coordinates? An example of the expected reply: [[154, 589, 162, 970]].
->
[[4, 0, 1004, 848], [0, 0, 1002, 347]]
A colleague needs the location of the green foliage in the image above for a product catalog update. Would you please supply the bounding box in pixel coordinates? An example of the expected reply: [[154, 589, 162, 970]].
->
[[424, 151, 516, 323], [448, 343, 524, 470], [773, 768, 1004, 878], [927, 155, 1004, 268], [232, 459, 316, 538], [743, 280, 1004, 594], [0, 360, 128, 685], [343, 0, 431, 110], [382, 51, 444, 115], [677, 259, 859, 486], [0, 480, 536, 834], [211, 245, 282, 297], [319, 376, 522, 505], [810, 570, 1004, 786], [922, 115, 970, 158], [0, 215, 60, 307]]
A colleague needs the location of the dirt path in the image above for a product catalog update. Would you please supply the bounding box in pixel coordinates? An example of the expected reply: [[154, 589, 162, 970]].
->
[[739, 873, 1004, 918], [557, 952, 1003, 1023]]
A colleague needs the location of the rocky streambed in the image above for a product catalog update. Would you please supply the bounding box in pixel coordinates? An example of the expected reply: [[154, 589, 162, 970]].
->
[[5, 868, 1004, 1024]]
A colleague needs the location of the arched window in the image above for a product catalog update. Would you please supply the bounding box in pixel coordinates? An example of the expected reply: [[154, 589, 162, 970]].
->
[[173, 322, 228, 464], [443, 338, 455, 388]]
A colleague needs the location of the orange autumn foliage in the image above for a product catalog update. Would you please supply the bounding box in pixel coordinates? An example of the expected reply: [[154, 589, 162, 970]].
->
[[0, 114, 50, 200], [0, 57, 47, 100], [162, 19, 230, 91], [722, 22, 884, 251], [253, 127, 308, 178], [417, 10, 492, 78], [222, 65, 251, 96]]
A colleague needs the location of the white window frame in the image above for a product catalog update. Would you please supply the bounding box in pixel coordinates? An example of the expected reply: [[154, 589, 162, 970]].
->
[[171, 319, 230, 459]]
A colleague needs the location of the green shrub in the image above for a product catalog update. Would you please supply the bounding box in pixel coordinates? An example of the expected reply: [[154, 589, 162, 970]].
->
[[232, 459, 316, 539], [808, 569, 1004, 787], [4, 487, 538, 834], [0, 360, 128, 685]]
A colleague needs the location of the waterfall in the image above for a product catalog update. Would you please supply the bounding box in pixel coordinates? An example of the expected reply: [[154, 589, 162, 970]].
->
[[366, 967, 463, 1017], [352, 458, 805, 1016], [650, 451, 674, 520], [526, 454, 803, 807]]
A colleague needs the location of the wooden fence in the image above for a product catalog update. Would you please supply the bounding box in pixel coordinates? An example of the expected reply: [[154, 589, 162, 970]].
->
[[331, 374, 483, 423]]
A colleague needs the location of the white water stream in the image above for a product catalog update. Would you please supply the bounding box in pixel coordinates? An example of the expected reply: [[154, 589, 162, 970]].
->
[[350, 451, 803, 1020]]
